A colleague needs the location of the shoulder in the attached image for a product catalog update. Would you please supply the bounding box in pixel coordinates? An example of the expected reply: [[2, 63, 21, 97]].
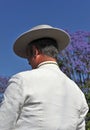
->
[[9, 68, 42, 81]]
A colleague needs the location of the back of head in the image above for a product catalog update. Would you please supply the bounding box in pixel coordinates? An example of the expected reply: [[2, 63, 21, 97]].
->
[[27, 38, 59, 60]]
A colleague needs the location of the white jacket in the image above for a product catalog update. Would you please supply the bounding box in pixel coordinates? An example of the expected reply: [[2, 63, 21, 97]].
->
[[0, 61, 89, 130]]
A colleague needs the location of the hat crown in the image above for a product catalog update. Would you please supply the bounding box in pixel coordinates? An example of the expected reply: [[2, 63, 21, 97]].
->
[[31, 24, 53, 31]]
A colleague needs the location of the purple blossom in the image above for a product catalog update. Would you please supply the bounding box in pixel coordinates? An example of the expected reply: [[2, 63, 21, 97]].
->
[[0, 76, 9, 93], [59, 30, 90, 86]]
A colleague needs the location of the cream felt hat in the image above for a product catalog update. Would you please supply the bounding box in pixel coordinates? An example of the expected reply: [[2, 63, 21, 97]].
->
[[13, 24, 70, 58]]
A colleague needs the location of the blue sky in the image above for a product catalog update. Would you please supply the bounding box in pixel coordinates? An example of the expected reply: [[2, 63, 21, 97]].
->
[[0, 0, 90, 76]]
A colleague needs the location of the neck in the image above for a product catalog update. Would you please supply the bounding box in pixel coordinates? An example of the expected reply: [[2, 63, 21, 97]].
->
[[37, 55, 57, 66], [30, 54, 57, 69]]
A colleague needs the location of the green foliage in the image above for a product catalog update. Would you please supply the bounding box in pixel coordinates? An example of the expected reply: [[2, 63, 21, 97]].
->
[[85, 103, 90, 129], [85, 83, 90, 130]]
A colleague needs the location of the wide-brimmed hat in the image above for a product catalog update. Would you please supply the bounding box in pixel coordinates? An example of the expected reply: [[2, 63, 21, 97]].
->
[[13, 24, 71, 58]]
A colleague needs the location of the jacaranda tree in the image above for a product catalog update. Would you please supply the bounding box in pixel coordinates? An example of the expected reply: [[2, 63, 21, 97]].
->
[[59, 30, 90, 87], [0, 76, 9, 102]]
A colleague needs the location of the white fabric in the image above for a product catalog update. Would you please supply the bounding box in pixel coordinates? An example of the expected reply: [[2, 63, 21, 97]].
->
[[0, 62, 89, 130]]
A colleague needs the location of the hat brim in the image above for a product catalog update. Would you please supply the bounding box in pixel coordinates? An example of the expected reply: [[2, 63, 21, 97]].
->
[[13, 27, 70, 58]]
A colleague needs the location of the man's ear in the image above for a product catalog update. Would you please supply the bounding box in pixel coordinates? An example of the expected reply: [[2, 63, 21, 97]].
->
[[32, 46, 39, 57]]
